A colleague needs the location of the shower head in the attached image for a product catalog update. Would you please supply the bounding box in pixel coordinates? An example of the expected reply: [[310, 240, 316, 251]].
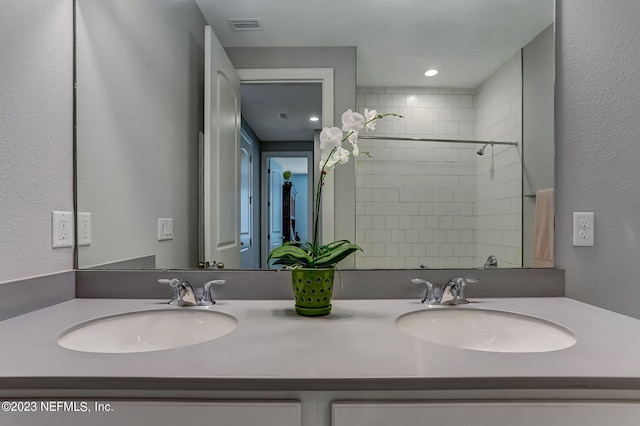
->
[[477, 143, 490, 156]]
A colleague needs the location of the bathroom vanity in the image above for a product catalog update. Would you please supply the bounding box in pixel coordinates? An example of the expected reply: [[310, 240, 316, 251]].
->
[[2, 284, 640, 426]]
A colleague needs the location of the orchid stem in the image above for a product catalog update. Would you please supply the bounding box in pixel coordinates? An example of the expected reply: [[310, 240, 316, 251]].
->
[[312, 113, 401, 257]]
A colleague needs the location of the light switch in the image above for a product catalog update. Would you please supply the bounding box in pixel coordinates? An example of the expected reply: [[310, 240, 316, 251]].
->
[[158, 218, 173, 241]]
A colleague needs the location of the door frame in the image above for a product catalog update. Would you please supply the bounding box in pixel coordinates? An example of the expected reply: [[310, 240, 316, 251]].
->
[[236, 68, 335, 253], [260, 152, 314, 268], [240, 127, 259, 269]]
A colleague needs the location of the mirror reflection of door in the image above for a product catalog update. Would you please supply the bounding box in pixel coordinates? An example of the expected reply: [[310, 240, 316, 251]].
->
[[262, 155, 311, 268], [203, 25, 241, 269], [240, 135, 254, 269], [268, 159, 284, 260]]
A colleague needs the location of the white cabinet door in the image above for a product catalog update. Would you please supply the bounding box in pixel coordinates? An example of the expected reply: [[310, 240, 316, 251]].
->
[[332, 401, 640, 426], [1, 400, 301, 426]]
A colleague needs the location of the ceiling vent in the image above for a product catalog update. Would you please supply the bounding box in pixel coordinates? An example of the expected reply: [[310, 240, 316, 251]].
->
[[228, 19, 262, 31], [279, 113, 288, 119]]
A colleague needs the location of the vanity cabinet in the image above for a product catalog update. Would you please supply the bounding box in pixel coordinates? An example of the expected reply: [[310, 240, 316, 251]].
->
[[332, 401, 640, 426], [0, 400, 301, 426], [4, 394, 640, 426]]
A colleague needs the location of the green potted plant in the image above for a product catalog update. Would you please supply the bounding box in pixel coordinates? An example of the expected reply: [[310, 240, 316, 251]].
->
[[267, 108, 402, 316]]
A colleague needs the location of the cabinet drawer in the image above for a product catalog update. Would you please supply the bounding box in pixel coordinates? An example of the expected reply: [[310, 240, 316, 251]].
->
[[332, 401, 640, 426], [0, 399, 301, 426]]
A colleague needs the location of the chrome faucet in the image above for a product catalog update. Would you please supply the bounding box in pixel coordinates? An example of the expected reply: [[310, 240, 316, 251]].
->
[[440, 277, 470, 305], [411, 279, 437, 304], [483, 255, 498, 269], [412, 277, 476, 305], [198, 279, 226, 305], [158, 278, 226, 306]]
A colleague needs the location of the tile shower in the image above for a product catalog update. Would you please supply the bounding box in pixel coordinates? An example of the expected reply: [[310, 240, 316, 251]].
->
[[355, 52, 522, 269]]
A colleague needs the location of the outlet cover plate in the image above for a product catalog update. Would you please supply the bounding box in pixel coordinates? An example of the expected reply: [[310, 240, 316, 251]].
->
[[78, 212, 91, 246], [572, 211, 594, 247], [52, 211, 74, 248]]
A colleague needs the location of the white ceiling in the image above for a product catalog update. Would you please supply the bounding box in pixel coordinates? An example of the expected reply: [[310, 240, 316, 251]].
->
[[197, 0, 554, 142], [195, 0, 554, 88], [241, 83, 322, 141]]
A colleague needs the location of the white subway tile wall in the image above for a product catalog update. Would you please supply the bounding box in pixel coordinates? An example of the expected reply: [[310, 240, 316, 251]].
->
[[475, 52, 523, 268], [355, 53, 522, 269]]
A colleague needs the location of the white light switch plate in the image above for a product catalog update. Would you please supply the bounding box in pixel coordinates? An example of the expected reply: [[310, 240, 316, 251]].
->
[[573, 212, 594, 246], [52, 211, 74, 248], [158, 218, 173, 241]]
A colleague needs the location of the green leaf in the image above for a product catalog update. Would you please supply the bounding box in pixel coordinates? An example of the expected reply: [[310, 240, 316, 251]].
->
[[323, 240, 352, 249], [267, 239, 362, 268], [313, 243, 363, 268], [267, 243, 315, 268]]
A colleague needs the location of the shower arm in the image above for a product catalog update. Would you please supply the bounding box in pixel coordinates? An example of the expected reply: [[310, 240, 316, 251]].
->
[[357, 135, 518, 147]]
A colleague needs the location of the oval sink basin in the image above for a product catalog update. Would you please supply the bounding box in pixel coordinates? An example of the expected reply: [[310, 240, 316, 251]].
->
[[57, 309, 237, 353], [396, 308, 576, 353]]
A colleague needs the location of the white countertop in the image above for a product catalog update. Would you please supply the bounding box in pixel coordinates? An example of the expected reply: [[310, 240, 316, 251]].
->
[[1, 297, 640, 391]]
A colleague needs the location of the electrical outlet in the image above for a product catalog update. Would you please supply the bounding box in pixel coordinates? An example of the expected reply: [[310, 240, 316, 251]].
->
[[78, 212, 91, 246], [572, 212, 594, 247], [158, 218, 173, 241], [52, 211, 74, 248]]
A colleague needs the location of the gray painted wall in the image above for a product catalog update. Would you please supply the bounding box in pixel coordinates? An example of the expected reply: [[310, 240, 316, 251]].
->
[[75, 0, 206, 269], [0, 0, 74, 281], [523, 24, 555, 267], [556, 1, 640, 318]]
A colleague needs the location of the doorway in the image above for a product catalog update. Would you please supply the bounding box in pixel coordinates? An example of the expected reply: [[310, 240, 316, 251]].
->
[[239, 79, 324, 268], [237, 68, 335, 253], [202, 27, 334, 269], [261, 153, 313, 268]]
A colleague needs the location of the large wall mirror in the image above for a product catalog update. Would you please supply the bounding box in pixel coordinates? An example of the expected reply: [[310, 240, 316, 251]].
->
[[75, 0, 555, 270]]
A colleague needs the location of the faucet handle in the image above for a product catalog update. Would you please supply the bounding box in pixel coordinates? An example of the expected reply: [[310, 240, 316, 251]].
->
[[483, 255, 498, 268], [199, 280, 226, 306], [411, 278, 437, 304], [158, 278, 182, 305], [158, 278, 197, 306], [448, 277, 479, 304]]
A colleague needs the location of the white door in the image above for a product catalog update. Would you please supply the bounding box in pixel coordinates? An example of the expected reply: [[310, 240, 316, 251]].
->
[[240, 137, 253, 269], [269, 159, 284, 258], [204, 25, 241, 269]]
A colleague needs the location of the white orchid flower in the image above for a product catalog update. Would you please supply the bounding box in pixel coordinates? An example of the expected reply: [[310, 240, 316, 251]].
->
[[352, 143, 360, 157], [347, 130, 359, 145], [333, 146, 351, 165], [320, 146, 351, 171], [364, 108, 379, 131], [319, 152, 332, 171], [319, 126, 344, 150], [341, 109, 365, 133]]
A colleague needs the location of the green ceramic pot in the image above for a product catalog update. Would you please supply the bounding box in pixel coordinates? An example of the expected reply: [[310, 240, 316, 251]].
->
[[291, 268, 335, 316]]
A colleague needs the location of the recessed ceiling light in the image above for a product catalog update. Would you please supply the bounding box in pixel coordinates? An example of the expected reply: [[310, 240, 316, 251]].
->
[[424, 69, 438, 77], [309, 116, 320, 122]]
